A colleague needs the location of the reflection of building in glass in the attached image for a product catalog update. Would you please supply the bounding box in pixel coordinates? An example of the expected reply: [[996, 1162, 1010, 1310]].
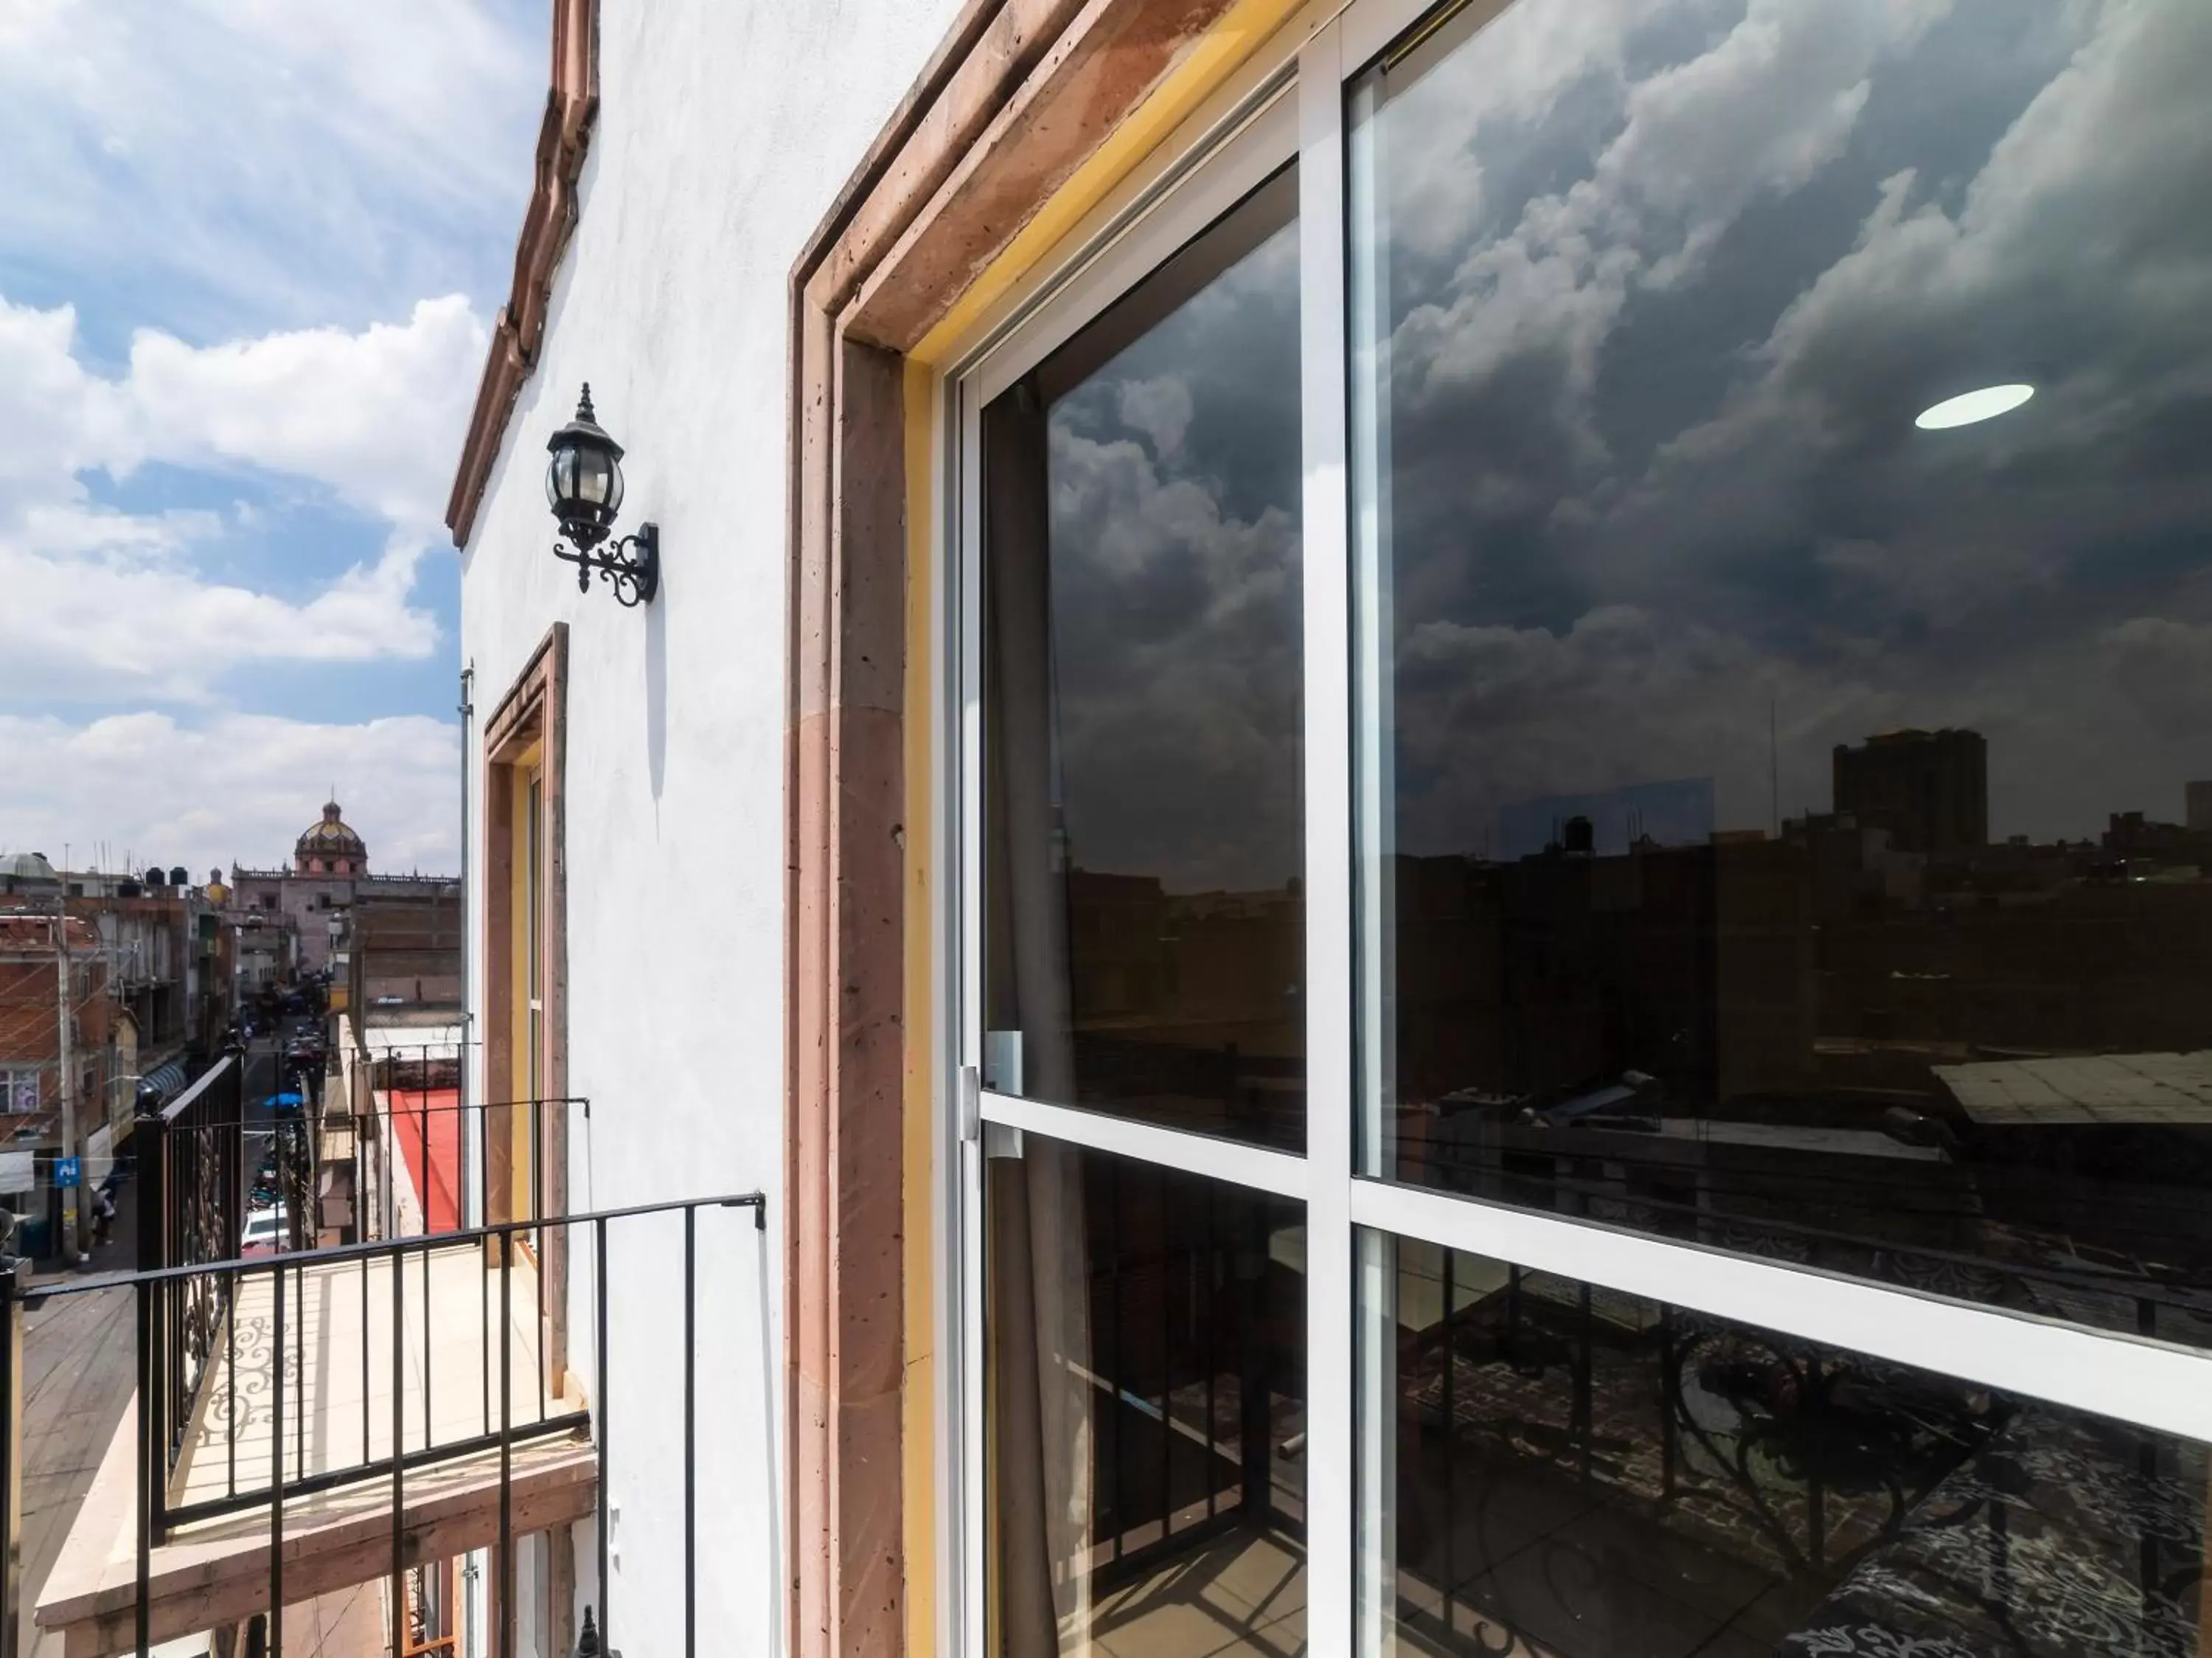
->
[[1496, 776, 1714, 862], [2101, 809, 2209, 867], [1832, 728, 1987, 854], [2188, 780, 2212, 833], [1382, 782, 2212, 1324], [1057, 870, 1304, 1141]]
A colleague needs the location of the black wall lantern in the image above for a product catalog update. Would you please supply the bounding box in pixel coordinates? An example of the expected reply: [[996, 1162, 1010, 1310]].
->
[[546, 384, 659, 606]]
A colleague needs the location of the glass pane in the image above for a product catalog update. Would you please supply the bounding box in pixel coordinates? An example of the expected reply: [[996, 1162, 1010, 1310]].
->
[[990, 1139, 1306, 1657], [983, 168, 1305, 1151], [1357, 1228, 2210, 1657], [1351, 0, 2212, 1345]]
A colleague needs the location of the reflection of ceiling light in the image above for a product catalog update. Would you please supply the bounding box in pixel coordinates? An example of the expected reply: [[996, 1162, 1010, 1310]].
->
[[1915, 384, 2034, 429]]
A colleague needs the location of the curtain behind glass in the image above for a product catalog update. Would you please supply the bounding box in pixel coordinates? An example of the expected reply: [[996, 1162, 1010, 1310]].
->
[[985, 384, 1093, 1657]]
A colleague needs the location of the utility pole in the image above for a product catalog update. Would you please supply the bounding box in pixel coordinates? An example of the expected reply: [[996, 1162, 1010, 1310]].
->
[[55, 899, 83, 1263]]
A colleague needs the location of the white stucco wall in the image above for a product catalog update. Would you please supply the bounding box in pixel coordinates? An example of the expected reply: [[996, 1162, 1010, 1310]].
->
[[457, 4, 967, 1653]]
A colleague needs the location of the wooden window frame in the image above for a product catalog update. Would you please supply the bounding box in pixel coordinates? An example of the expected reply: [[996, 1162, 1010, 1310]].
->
[[481, 624, 571, 1373], [781, 9, 1296, 1658]]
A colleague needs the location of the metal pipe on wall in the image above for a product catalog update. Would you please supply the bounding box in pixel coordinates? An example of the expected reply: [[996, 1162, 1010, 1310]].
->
[[458, 662, 476, 1229]]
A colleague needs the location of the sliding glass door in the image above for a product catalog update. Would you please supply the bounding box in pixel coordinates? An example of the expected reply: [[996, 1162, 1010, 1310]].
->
[[947, 0, 2212, 1651]]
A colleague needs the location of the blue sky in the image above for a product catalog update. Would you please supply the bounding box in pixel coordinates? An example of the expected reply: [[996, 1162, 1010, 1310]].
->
[[0, 0, 546, 877]]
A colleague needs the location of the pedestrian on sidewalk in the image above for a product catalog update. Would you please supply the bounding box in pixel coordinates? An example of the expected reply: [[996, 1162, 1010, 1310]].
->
[[91, 1187, 116, 1249]]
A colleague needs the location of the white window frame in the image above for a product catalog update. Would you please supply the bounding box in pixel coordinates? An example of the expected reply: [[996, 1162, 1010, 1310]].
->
[[922, 0, 2212, 1651]]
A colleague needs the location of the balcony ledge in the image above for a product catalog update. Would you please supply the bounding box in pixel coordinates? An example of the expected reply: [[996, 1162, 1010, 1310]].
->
[[38, 1397, 594, 1658]]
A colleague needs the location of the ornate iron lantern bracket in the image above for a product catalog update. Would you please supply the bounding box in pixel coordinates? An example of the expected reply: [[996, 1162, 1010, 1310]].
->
[[552, 524, 659, 607]]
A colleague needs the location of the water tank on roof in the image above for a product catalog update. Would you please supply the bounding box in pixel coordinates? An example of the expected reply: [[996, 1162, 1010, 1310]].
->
[[171, 867, 189, 888], [146, 868, 168, 888]]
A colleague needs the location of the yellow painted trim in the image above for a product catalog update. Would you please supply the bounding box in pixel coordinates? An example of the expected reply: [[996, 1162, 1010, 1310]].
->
[[900, 353, 939, 1658], [508, 760, 543, 1222], [908, 0, 1309, 369]]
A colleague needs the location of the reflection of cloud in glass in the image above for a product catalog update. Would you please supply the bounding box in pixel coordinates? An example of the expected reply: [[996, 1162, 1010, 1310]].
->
[[1368, 0, 2212, 853], [1046, 223, 1302, 894]]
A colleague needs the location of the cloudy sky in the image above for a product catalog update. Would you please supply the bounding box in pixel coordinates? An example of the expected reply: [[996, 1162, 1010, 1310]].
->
[[1371, 0, 2212, 858], [0, 0, 543, 879], [1042, 189, 1303, 896], [1004, 0, 2208, 905]]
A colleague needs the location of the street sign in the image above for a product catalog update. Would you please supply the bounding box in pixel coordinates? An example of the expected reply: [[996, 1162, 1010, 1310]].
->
[[54, 1156, 80, 1190]]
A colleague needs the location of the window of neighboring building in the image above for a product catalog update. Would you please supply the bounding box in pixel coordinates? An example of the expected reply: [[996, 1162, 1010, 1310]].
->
[[942, 1, 2212, 1653], [0, 1068, 37, 1115], [397, 1558, 456, 1658]]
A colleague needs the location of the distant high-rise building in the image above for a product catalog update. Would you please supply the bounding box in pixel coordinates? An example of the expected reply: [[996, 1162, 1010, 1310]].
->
[[1832, 728, 1988, 853], [2187, 780, 2212, 833]]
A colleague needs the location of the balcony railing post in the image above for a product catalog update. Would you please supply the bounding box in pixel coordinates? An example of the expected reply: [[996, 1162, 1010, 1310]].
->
[[222, 1055, 243, 1260], [594, 1215, 609, 1652], [391, 1241, 406, 1658], [498, 1235, 514, 1658], [136, 1277, 154, 1652], [684, 1207, 696, 1658], [134, 1110, 164, 1275], [135, 1108, 169, 1525], [0, 1255, 25, 1658], [270, 1263, 284, 1658]]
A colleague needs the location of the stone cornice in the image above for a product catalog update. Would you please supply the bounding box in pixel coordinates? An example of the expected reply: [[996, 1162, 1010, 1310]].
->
[[443, 0, 599, 547]]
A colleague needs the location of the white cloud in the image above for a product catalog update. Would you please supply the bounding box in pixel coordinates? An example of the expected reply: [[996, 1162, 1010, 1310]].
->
[[1650, 0, 2212, 457], [1115, 377, 1195, 461], [0, 710, 461, 878], [1046, 424, 1302, 892], [0, 291, 486, 698], [0, 531, 437, 704], [0, 0, 539, 333], [116, 295, 487, 535], [0, 0, 532, 892], [1390, 0, 1950, 431], [1613, 0, 2212, 608]]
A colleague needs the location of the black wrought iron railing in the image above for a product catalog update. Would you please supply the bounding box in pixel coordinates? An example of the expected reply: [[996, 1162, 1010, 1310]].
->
[[1, 1191, 764, 1658], [132, 1078, 602, 1515], [131, 1058, 246, 1485], [335, 1094, 586, 1244]]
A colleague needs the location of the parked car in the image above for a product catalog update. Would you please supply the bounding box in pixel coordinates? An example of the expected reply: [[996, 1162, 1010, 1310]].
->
[[240, 1205, 288, 1257]]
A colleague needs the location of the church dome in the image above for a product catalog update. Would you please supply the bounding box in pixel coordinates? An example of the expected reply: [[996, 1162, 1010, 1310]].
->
[[296, 800, 368, 875]]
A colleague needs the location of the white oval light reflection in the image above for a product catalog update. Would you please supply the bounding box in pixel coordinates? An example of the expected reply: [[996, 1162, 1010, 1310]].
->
[[1915, 383, 2034, 430]]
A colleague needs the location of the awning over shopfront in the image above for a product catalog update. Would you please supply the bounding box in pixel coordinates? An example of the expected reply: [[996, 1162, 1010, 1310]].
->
[[136, 1059, 189, 1105]]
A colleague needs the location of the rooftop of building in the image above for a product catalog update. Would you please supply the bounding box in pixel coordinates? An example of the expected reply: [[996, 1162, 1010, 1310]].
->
[[0, 915, 101, 953]]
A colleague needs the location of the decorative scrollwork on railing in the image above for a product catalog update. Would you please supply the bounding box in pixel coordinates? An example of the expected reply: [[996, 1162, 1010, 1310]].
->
[[1663, 1318, 1997, 1578]]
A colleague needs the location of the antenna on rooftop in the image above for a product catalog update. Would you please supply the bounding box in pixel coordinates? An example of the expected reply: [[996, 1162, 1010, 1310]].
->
[[1770, 696, 1780, 839]]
